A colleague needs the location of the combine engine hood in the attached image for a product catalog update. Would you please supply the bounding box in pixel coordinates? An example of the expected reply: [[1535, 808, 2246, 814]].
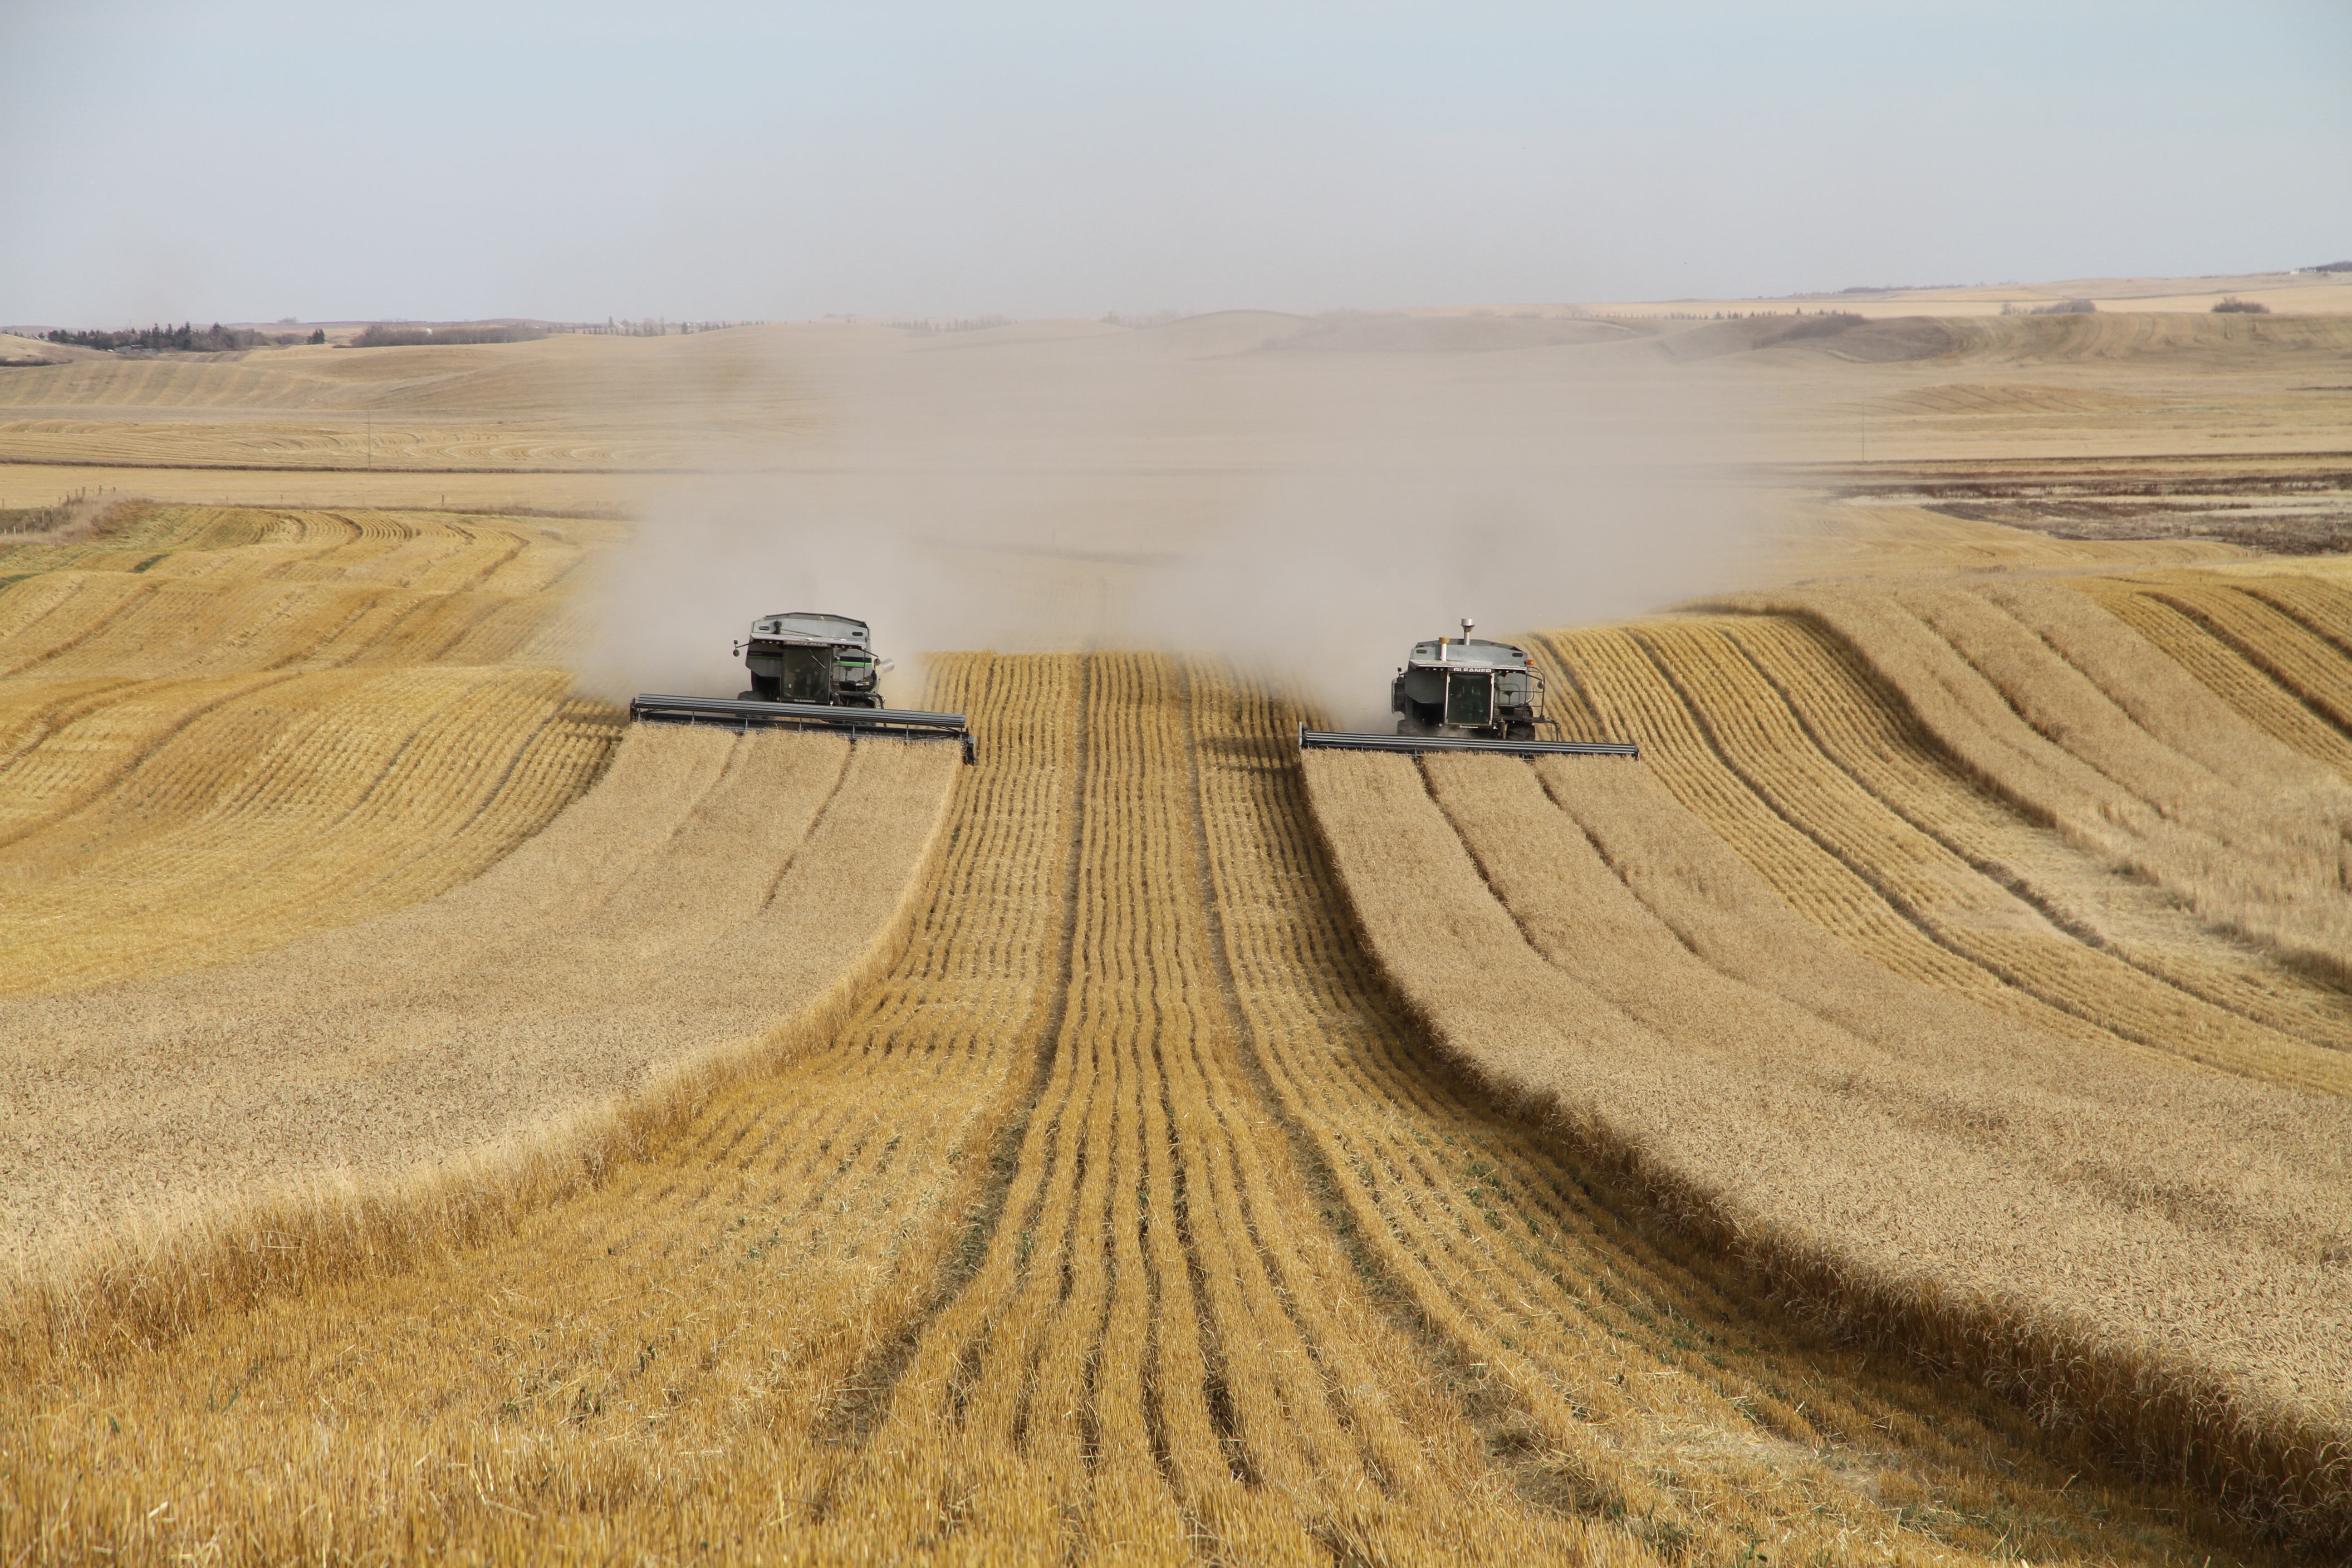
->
[[1393, 633, 1548, 735]]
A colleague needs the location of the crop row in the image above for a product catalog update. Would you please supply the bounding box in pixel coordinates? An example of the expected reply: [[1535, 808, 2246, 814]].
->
[[0, 668, 614, 995], [1723, 581, 2352, 994], [2081, 581, 2352, 776], [0, 506, 617, 991], [2136, 576, 2352, 751], [1304, 734, 2352, 1553], [1539, 588, 2352, 1092], [1699, 612, 2352, 1082], [1, 703, 959, 1267], [7, 652, 2255, 1563], [0, 653, 1065, 1562], [1717, 612, 2352, 1052]]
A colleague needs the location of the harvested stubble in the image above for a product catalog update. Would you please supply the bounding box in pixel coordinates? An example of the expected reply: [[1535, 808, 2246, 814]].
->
[[1706, 579, 2352, 994], [1302, 744, 2352, 1550], [0, 503, 626, 995], [2, 655, 2269, 1565]]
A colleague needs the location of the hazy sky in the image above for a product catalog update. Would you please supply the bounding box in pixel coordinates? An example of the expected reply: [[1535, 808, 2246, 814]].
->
[[4, 0, 2347, 326]]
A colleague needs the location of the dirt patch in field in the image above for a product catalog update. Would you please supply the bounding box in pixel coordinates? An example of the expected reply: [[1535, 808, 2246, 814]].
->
[[1841, 467, 2352, 554]]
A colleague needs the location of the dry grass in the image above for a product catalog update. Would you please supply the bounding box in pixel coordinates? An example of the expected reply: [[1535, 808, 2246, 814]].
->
[[1302, 744, 2352, 1549], [0, 655, 2275, 1566], [0, 489, 143, 542]]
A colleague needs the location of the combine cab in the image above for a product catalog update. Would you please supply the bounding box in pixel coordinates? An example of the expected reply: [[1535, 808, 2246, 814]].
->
[[630, 609, 975, 761], [1391, 619, 1546, 741], [1302, 618, 1639, 760], [737, 611, 887, 706]]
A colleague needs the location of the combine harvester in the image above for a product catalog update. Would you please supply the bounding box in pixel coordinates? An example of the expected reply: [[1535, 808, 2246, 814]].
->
[[631, 610, 975, 762], [1300, 618, 1639, 760]]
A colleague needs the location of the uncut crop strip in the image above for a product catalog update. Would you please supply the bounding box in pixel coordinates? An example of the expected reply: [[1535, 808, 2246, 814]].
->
[[1608, 588, 2352, 1067], [0, 716, 958, 1262], [1695, 614, 2352, 1078], [1307, 740, 2352, 1552], [1934, 585, 2352, 1051], [0, 505, 617, 992], [2232, 577, 2352, 732], [1717, 584, 2352, 993], [4, 656, 2288, 1566], [0, 671, 296, 846], [0, 669, 617, 996], [0, 673, 614, 996], [2238, 575, 2352, 663], [1907, 581, 2352, 995], [2077, 582, 2352, 777], [1533, 625, 2120, 1045], [2146, 579, 2352, 743]]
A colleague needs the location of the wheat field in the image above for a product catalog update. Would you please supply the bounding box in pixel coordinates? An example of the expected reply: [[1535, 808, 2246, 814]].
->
[[0, 502, 631, 996], [6, 646, 2293, 1566], [8, 311, 2352, 1561]]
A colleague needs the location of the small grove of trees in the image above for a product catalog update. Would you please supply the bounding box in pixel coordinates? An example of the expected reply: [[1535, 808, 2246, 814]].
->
[[43, 322, 310, 352], [2212, 296, 2272, 314], [349, 323, 548, 347], [2002, 298, 2097, 315], [884, 315, 1011, 334], [561, 318, 763, 337]]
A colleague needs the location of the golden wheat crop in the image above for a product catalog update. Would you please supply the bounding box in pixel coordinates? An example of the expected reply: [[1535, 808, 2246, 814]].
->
[[0, 502, 627, 994], [1302, 741, 2352, 1548], [10, 318, 2352, 1561], [1705, 581, 2352, 994], [1526, 599, 2352, 1095], [0, 719, 958, 1261], [2078, 575, 2352, 777], [5, 653, 2282, 1566]]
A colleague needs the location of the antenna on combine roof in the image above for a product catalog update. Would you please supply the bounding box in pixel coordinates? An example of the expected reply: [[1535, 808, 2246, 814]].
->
[[1461, 617, 1475, 642]]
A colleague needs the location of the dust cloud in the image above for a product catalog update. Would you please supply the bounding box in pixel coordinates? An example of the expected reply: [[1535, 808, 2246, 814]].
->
[[572, 318, 1761, 727]]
